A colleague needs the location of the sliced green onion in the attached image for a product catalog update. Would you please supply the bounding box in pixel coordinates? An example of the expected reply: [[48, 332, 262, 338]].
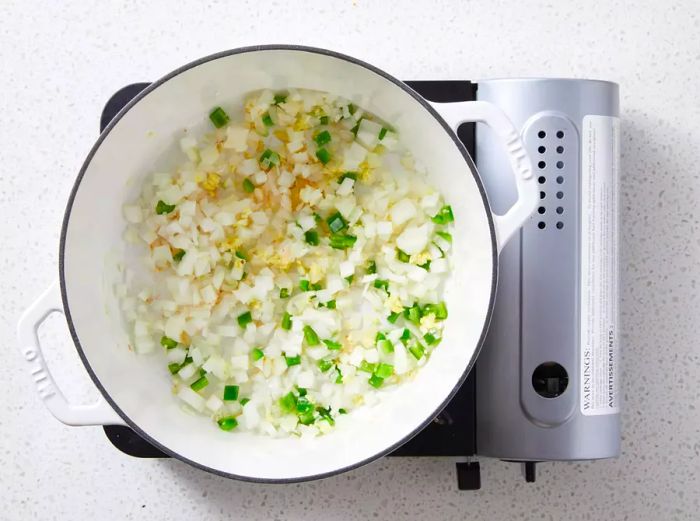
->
[[155, 200, 176, 215], [190, 375, 209, 392], [181, 355, 193, 367], [223, 385, 240, 401], [326, 212, 347, 233], [323, 339, 341, 350], [281, 311, 292, 330], [199, 368, 207, 377], [376, 332, 386, 342], [404, 303, 422, 325], [424, 333, 441, 346], [296, 396, 313, 413], [424, 301, 448, 320], [419, 260, 431, 271], [396, 249, 410, 263], [319, 115, 329, 125], [235, 250, 248, 260], [318, 359, 333, 372], [237, 311, 253, 328], [373, 279, 389, 292], [313, 212, 322, 222], [335, 366, 343, 384], [366, 260, 377, 274], [378, 127, 388, 140], [409, 344, 425, 360], [279, 288, 290, 299], [279, 391, 297, 412], [217, 416, 238, 431], [348, 103, 357, 115], [261, 112, 274, 127], [436, 230, 453, 243], [329, 233, 357, 250], [338, 408, 348, 414], [432, 241, 445, 258], [387, 311, 400, 324], [297, 411, 315, 425], [251, 347, 264, 361], [168, 362, 181, 374], [359, 361, 376, 373], [273, 93, 287, 105], [304, 229, 320, 246], [303, 325, 320, 346], [298, 411, 316, 425], [379, 339, 394, 354], [160, 336, 178, 349], [209, 107, 230, 128], [299, 279, 310, 291], [311, 282, 322, 291], [285, 354, 301, 367], [239, 397, 250, 406], [350, 121, 360, 137], [242, 178, 255, 193], [400, 328, 411, 343], [368, 374, 384, 388], [325, 299, 336, 309], [432, 205, 455, 224], [316, 147, 331, 164], [375, 363, 394, 378], [259, 148, 280, 169], [344, 275, 354, 284], [296, 386, 308, 397], [172, 249, 186, 262], [317, 406, 335, 425], [338, 172, 357, 183], [314, 130, 331, 146]]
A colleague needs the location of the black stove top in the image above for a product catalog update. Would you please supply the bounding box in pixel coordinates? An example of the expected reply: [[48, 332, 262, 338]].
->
[[100, 80, 480, 489]]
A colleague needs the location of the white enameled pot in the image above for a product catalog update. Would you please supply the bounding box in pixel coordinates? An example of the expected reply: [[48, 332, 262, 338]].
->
[[18, 46, 537, 482]]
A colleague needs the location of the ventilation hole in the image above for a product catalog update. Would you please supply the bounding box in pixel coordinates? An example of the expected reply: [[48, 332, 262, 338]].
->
[[556, 130, 564, 138], [538, 161, 546, 169], [556, 221, 564, 229], [556, 161, 564, 169], [540, 191, 546, 199], [556, 176, 564, 184], [538, 146, 546, 153], [538, 130, 546, 138], [556, 191, 564, 199], [556, 146, 564, 153], [538, 207, 546, 214], [537, 222, 546, 229], [556, 206, 564, 214], [538, 176, 546, 184]]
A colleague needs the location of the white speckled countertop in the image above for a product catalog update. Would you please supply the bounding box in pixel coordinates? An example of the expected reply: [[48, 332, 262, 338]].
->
[[2, 0, 699, 519]]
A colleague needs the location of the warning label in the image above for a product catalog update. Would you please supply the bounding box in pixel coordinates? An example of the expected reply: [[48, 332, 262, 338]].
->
[[580, 115, 620, 416]]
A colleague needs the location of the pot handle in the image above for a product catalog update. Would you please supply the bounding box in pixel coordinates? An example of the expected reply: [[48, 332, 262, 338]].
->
[[17, 281, 125, 426], [430, 100, 538, 251]]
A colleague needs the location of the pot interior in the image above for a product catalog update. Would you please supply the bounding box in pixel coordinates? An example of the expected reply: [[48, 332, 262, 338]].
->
[[61, 47, 495, 480]]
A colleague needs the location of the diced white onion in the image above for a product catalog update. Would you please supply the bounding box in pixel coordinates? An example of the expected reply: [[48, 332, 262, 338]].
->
[[119, 88, 454, 438], [178, 387, 205, 412]]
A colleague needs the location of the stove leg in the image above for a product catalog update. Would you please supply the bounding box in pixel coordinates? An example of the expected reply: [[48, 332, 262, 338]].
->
[[456, 460, 481, 490], [523, 461, 537, 483]]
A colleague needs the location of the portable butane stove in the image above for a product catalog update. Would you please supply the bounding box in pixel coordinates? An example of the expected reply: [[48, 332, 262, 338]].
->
[[100, 78, 620, 489]]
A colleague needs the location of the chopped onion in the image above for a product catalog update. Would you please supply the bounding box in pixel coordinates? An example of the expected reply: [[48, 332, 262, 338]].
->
[[119, 88, 454, 438], [178, 387, 206, 412]]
